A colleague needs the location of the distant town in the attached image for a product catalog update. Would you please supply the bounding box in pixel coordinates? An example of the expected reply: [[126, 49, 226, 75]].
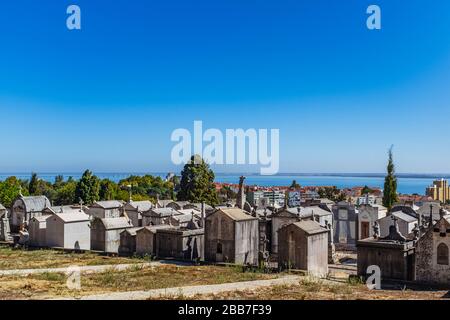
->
[[1, 153, 450, 299]]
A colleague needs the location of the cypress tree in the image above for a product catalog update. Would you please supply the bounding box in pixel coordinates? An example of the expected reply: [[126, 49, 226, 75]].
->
[[383, 146, 398, 210], [177, 155, 219, 205], [28, 173, 39, 195]]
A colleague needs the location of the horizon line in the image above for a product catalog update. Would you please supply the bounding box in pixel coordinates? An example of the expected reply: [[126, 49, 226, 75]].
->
[[1, 172, 450, 178]]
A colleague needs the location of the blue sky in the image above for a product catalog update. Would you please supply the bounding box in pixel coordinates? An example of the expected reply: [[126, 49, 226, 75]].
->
[[0, 0, 450, 174]]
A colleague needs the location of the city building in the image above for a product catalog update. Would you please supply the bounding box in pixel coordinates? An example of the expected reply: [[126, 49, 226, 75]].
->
[[288, 191, 301, 207], [247, 190, 285, 207], [426, 179, 450, 203], [356, 195, 382, 206]]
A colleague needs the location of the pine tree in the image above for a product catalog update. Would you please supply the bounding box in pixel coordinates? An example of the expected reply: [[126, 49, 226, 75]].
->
[[75, 170, 100, 205], [28, 173, 39, 195], [177, 155, 219, 205], [383, 146, 398, 210]]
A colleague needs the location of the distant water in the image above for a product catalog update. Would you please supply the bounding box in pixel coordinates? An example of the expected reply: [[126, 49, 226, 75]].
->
[[0, 172, 444, 195], [214, 175, 437, 195]]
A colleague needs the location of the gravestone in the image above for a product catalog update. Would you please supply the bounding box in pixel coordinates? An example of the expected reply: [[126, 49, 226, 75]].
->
[[0, 216, 12, 242]]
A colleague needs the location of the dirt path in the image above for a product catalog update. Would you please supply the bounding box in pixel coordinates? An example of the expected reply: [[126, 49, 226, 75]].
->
[[0, 262, 161, 276], [56, 275, 302, 300]]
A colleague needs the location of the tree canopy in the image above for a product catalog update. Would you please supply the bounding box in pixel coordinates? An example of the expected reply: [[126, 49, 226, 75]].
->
[[318, 186, 346, 202], [0, 171, 177, 207], [177, 155, 219, 205], [290, 180, 301, 189], [75, 170, 100, 205], [0, 177, 28, 207], [361, 185, 374, 195]]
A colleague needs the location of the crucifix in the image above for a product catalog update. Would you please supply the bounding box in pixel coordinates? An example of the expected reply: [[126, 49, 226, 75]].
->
[[79, 198, 84, 212], [127, 185, 133, 202]]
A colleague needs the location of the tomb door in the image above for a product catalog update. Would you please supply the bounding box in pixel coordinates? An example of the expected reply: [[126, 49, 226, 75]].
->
[[361, 221, 370, 239]]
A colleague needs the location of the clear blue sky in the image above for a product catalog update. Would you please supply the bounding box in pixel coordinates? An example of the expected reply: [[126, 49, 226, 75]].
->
[[0, 0, 449, 174]]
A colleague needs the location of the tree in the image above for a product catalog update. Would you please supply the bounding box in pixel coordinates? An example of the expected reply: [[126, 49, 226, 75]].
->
[[54, 175, 65, 189], [118, 175, 173, 202], [219, 185, 237, 201], [361, 185, 374, 195], [383, 146, 398, 210], [29, 173, 39, 195], [75, 170, 100, 205], [99, 179, 118, 201], [54, 181, 77, 205], [177, 155, 219, 205], [0, 177, 28, 207], [290, 180, 301, 190], [318, 186, 346, 202]]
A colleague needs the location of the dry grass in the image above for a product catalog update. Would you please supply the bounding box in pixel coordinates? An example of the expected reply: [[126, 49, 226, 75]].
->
[[0, 246, 146, 270], [0, 264, 277, 299], [188, 277, 450, 300]]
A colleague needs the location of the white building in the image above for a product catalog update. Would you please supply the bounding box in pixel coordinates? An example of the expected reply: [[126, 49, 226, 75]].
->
[[46, 212, 91, 250], [271, 206, 332, 254], [87, 200, 124, 219], [378, 211, 417, 238], [142, 207, 182, 226], [10, 195, 51, 232], [357, 195, 377, 206], [123, 200, 153, 227], [358, 204, 387, 239], [29, 215, 50, 247], [417, 201, 441, 222], [288, 191, 301, 207], [247, 190, 285, 207], [91, 217, 133, 253]]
